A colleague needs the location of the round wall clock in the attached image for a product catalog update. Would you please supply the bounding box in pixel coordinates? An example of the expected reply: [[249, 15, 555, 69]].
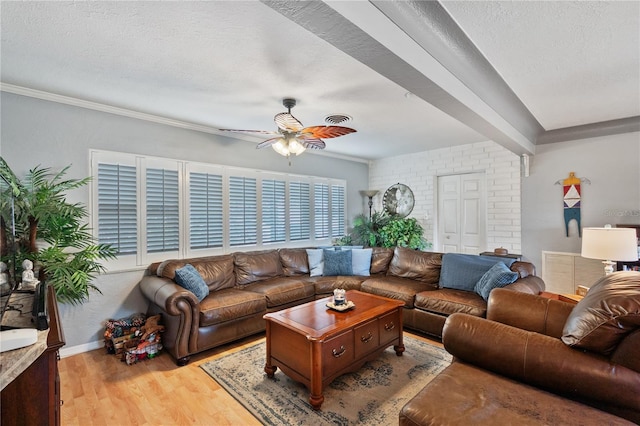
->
[[383, 183, 415, 218]]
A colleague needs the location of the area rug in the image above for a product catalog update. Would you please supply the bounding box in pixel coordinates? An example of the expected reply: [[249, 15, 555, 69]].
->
[[200, 335, 452, 425]]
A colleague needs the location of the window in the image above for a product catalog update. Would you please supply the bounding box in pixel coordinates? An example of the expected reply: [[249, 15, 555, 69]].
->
[[314, 183, 329, 239], [289, 181, 310, 241], [229, 176, 257, 246], [331, 184, 345, 237], [262, 179, 286, 244], [146, 168, 179, 253], [92, 150, 347, 270], [96, 162, 137, 255], [189, 172, 223, 249]]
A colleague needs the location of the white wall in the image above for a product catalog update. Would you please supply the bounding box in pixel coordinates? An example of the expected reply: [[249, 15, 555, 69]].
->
[[369, 141, 522, 254], [1, 92, 369, 354], [522, 132, 640, 272]]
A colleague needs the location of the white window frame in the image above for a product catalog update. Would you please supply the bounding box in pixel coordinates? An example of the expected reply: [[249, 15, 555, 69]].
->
[[90, 150, 347, 271]]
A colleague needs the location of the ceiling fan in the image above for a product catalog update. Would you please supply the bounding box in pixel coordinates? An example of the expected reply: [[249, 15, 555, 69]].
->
[[219, 98, 356, 161]]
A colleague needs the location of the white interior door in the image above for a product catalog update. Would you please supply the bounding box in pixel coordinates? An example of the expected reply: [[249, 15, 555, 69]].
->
[[437, 173, 486, 254]]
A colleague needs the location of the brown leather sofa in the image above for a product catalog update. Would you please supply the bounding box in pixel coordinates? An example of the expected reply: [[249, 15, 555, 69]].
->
[[400, 272, 640, 425], [139, 246, 544, 365]]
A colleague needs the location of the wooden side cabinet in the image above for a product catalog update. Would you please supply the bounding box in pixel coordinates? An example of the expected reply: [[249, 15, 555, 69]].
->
[[1, 286, 65, 426]]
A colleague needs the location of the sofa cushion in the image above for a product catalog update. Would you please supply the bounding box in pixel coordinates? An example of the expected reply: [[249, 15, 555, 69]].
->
[[361, 276, 437, 308], [158, 255, 236, 291], [415, 289, 487, 317], [562, 271, 640, 355], [323, 249, 352, 276], [242, 277, 315, 308], [439, 253, 515, 291], [279, 248, 310, 276], [475, 262, 519, 301], [199, 288, 266, 327], [388, 246, 442, 285], [370, 247, 394, 274], [399, 362, 634, 426], [174, 264, 209, 302], [308, 275, 367, 295], [306, 249, 325, 277], [234, 250, 283, 285]]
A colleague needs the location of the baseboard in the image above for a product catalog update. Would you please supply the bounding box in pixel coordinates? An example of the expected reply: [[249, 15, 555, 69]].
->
[[59, 339, 104, 358]]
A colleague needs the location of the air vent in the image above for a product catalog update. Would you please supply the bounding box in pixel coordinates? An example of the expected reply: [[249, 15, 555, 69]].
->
[[324, 114, 352, 125]]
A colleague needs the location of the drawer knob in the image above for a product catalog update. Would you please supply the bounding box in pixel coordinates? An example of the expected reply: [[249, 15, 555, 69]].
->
[[384, 322, 395, 331], [361, 332, 374, 343], [332, 345, 346, 358]]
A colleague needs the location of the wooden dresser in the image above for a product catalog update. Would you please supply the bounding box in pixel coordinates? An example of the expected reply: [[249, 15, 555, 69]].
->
[[1, 286, 65, 426]]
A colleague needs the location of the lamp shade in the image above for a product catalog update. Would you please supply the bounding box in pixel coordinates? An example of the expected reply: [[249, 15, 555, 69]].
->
[[581, 227, 639, 262]]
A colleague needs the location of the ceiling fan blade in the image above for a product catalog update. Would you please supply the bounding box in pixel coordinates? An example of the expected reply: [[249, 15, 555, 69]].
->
[[256, 137, 284, 149], [299, 126, 356, 139], [274, 112, 303, 132], [300, 138, 326, 150], [219, 129, 280, 136]]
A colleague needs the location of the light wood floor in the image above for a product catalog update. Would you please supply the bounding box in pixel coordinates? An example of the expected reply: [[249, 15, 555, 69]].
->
[[59, 331, 442, 426]]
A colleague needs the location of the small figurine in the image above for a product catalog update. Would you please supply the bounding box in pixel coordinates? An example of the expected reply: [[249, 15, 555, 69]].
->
[[0, 262, 10, 295], [20, 259, 39, 291]]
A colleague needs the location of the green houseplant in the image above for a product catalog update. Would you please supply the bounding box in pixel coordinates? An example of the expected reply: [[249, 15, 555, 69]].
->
[[0, 157, 116, 304], [349, 211, 429, 250]]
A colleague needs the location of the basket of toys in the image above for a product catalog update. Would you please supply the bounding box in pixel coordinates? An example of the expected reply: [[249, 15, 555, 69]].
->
[[104, 313, 165, 365]]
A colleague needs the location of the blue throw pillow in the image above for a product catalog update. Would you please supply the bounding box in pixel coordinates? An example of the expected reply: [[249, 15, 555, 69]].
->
[[475, 261, 519, 301], [306, 249, 325, 277], [323, 249, 353, 276], [439, 253, 516, 291], [350, 248, 372, 276], [174, 264, 209, 302]]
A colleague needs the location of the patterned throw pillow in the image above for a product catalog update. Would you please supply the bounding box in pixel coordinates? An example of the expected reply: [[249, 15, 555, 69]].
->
[[323, 249, 353, 276], [474, 261, 519, 301], [174, 264, 209, 302]]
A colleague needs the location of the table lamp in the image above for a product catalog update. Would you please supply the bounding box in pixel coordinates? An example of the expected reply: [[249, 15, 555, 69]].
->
[[581, 224, 639, 275]]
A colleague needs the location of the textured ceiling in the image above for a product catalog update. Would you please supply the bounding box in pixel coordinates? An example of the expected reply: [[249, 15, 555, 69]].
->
[[1, 1, 638, 161]]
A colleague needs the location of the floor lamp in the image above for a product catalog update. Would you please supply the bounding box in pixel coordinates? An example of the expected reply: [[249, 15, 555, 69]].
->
[[360, 190, 379, 219], [581, 225, 639, 275]]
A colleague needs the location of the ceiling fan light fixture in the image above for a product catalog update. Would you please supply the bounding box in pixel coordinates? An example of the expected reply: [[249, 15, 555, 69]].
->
[[271, 136, 306, 157]]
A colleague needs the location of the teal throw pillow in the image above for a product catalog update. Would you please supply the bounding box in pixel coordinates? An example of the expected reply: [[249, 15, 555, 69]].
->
[[323, 249, 353, 276], [174, 264, 209, 302], [474, 261, 519, 301]]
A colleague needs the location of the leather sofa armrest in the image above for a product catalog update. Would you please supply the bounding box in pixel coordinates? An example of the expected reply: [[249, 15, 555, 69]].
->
[[487, 287, 574, 338], [442, 313, 640, 413], [504, 275, 545, 295], [139, 275, 200, 356]]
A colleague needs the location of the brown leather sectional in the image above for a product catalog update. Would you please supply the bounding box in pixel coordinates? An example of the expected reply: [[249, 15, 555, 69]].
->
[[139, 246, 544, 366], [400, 274, 640, 425]]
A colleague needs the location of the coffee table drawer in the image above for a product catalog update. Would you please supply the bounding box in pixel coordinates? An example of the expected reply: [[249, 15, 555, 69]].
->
[[354, 319, 380, 358], [379, 310, 401, 344], [322, 330, 355, 376]]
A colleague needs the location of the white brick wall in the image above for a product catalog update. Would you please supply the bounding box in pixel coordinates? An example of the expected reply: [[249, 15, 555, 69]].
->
[[368, 141, 522, 253]]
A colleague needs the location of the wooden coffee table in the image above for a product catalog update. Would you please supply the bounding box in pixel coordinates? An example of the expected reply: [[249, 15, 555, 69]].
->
[[263, 290, 405, 410]]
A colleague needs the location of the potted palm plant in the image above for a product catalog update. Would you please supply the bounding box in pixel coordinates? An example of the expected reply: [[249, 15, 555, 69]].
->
[[0, 157, 116, 304]]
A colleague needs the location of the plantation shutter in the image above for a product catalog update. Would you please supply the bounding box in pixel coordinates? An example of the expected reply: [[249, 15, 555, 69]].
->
[[229, 176, 257, 246], [146, 168, 179, 253], [262, 179, 286, 243], [315, 183, 330, 239], [331, 184, 345, 237], [289, 181, 310, 241], [97, 163, 137, 255], [189, 172, 223, 249]]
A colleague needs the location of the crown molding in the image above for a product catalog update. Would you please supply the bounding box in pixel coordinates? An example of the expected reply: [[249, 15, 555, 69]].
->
[[0, 83, 369, 164]]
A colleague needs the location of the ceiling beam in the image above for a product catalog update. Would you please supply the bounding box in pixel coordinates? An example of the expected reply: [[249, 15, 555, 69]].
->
[[263, 0, 538, 155]]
